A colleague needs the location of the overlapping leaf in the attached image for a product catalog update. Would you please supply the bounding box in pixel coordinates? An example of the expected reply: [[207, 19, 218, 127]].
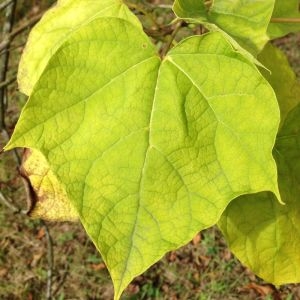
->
[[258, 43, 300, 128], [219, 45, 300, 284], [6, 17, 280, 300], [18, 0, 140, 95], [173, 0, 275, 54], [268, 0, 300, 38]]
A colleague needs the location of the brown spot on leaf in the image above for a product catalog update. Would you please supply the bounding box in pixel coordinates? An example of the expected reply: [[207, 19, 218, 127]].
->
[[19, 148, 78, 221]]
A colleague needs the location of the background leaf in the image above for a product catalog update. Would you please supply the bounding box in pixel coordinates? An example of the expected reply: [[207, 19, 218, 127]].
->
[[268, 0, 300, 39], [6, 19, 280, 299], [172, 0, 207, 20], [219, 46, 300, 285], [173, 0, 275, 54], [258, 43, 300, 128], [17, 0, 141, 96]]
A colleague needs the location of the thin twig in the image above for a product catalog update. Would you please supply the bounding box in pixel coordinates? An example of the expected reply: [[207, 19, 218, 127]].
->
[[0, 75, 16, 89], [0, 191, 22, 213], [143, 3, 172, 9], [271, 17, 300, 23], [144, 25, 173, 40], [153, 4, 173, 9], [52, 264, 70, 297], [1, 127, 21, 165], [0, 12, 43, 53], [0, 0, 13, 11], [0, 0, 17, 130], [0, 41, 27, 55], [41, 220, 54, 300], [160, 20, 183, 58]]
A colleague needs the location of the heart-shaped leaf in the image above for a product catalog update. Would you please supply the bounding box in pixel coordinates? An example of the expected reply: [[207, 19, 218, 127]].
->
[[219, 45, 300, 285], [6, 18, 280, 299]]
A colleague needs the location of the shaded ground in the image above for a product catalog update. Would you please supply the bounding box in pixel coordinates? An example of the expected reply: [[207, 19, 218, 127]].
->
[[1, 1, 300, 299]]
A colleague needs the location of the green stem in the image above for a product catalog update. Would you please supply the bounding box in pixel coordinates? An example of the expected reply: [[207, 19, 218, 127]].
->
[[271, 17, 300, 23]]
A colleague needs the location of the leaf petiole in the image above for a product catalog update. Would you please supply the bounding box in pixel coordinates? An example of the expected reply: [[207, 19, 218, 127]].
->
[[271, 17, 300, 23]]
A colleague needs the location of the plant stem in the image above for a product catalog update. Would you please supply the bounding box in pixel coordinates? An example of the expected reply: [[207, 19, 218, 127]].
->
[[0, 0, 13, 11], [271, 17, 300, 23], [143, 3, 172, 9], [0, 191, 21, 213], [0, 11, 43, 53], [0, 75, 16, 89], [41, 220, 54, 300], [160, 20, 183, 58], [0, 0, 17, 130]]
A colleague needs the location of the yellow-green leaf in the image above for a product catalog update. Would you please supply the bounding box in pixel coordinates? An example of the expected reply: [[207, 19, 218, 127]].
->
[[258, 43, 300, 128], [268, 0, 300, 39], [219, 46, 300, 285], [173, 0, 275, 54], [18, 0, 141, 96], [6, 18, 280, 299], [219, 103, 300, 284]]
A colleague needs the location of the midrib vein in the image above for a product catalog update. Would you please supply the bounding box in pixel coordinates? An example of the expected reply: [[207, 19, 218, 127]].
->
[[117, 58, 162, 292]]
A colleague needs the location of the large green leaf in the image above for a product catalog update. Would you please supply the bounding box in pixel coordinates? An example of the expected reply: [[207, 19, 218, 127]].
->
[[219, 46, 300, 285], [268, 0, 300, 39], [219, 105, 300, 285], [6, 18, 280, 299], [173, 0, 275, 54], [258, 43, 300, 128], [17, 0, 140, 96]]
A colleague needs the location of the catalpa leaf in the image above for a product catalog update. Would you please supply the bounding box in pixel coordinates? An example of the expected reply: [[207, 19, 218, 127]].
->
[[18, 0, 140, 96], [258, 43, 300, 128], [268, 0, 300, 39], [6, 18, 280, 299], [219, 103, 300, 285], [20, 148, 78, 221], [219, 46, 300, 284], [173, 0, 275, 54]]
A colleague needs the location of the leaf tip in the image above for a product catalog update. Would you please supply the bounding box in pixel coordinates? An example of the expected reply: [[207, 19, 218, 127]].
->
[[3, 139, 17, 152], [2, 142, 13, 152], [274, 187, 284, 205]]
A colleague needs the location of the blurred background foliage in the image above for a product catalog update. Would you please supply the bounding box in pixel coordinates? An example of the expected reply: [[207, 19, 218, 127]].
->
[[0, 1, 300, 299]]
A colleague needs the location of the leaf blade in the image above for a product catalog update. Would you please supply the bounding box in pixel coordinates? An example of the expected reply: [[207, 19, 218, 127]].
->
[[18, 0, 141, 95], [219, 45, 300, 285], [268, 0, 300, 38], [173, 0, 275, 54], [258, 43, 300, 128], [6, 20, 280, 299], [219, 104, 300, 284]]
